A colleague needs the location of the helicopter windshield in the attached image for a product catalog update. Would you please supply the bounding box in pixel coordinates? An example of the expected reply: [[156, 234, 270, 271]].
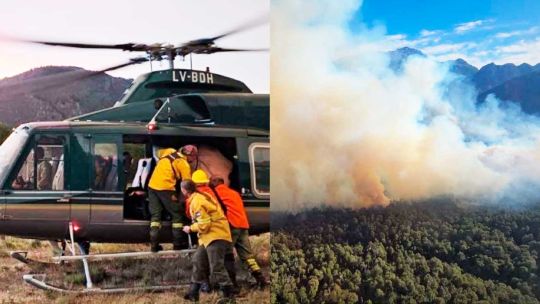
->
[[0, 126, 30, 188]]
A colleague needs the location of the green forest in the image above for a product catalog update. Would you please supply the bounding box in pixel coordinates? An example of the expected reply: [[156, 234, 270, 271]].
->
[[271, 201, 540, 304]]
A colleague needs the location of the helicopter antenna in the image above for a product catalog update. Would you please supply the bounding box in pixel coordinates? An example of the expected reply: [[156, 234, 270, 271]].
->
[[149, 97, 171, 124]]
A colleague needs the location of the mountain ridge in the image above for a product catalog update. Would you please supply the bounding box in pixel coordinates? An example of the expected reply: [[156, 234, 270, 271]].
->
[[0, 66, 131, 126], [390, 47, 540, 115]]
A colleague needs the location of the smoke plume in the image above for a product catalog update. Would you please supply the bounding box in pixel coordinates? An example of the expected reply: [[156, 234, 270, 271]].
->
[[271, 0, 540, 211]]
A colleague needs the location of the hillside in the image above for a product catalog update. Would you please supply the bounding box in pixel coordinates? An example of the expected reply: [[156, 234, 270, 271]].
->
[[390, 47, 540, 115], [477, 71, 540, 115], [473, 63, 540, 93], [0, 66, 131, 126], [272, 201, 540, 304]]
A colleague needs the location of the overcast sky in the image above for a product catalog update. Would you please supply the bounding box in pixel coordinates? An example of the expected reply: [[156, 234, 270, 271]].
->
[[0, 0, 269, 93]]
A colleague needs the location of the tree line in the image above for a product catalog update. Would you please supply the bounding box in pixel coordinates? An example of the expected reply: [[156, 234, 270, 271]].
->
[[271, 200, 540, 304]]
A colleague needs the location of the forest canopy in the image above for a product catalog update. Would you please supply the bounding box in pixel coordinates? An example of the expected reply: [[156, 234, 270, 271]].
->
[[271, 201, 540, 304]]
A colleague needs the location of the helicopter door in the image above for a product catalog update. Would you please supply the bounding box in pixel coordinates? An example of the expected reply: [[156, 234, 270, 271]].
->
[[235, 138, 269, 234], [0, 189, 4, 222], [3, 134, 70, 237], [89, 135, 124, 226]]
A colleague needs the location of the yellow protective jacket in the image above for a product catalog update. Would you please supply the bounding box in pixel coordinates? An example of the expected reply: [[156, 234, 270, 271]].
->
[[148, 148, 191, 191], [188, 192, 232, 247]]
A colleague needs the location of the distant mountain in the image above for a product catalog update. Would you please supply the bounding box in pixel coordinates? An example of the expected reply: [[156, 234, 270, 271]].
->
[[448, 58, 478, 78], [390, 47, 540, 115], [0, 66, 131, 126], [390, 48, 477, 78], [473, 63, 540, 93], [477, 71, 540, 114], [388, 47, 426, 71]]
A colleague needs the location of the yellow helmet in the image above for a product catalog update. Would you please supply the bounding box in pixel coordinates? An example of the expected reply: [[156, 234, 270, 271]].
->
[[192, 169, 209, 184]]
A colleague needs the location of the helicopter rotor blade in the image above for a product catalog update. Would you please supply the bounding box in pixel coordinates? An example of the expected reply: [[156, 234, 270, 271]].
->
[[195, 47, 269, 54], [1, 14, 268, 57], [89, 57, 149, 74], [21, 40, 144, 51], [180, 14, 268, 48], [208, 14, 269, 42]]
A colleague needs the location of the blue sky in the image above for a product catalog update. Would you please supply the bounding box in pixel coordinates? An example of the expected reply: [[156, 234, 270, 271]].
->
[[352, 0, 540, 67]]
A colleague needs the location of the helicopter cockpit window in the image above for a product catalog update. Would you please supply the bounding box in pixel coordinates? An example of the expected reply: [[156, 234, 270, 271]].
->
[[0, 127, 29, 188], [10, 135, 66, 191], [249, 143, 270, 198], [93, 143, 118, 191], [155, 96, 211, 123]]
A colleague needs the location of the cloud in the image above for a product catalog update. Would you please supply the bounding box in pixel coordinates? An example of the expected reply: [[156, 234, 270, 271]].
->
[[495, 26, 539, 39], [420, 29, 441, 37], [404, 23, 540, 67], [422, 42, 475, 55], [454, 20, 485, 34], [387, 34, 407, 41], [494, 38, 540, 64]]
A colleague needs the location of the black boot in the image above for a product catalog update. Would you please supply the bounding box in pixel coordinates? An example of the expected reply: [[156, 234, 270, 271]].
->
[[184, 283, 201, 302], [224, 253, 240, 294], [217, 285, 236, 304], [77, 241, 91, 255], [172, 228, 183, 251], [149, 227, 161, 252], [200, 281, 212, 293], [252, 271, 268, 289]]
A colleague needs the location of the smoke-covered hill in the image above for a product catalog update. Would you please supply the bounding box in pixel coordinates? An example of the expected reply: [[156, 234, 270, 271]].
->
[[0, 66, 131, 126], [390, 47, 540, 115]]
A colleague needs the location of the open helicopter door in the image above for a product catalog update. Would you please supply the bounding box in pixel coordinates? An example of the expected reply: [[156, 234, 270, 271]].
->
[[235, 137, 270, 234], [3, 133, 71, 238]]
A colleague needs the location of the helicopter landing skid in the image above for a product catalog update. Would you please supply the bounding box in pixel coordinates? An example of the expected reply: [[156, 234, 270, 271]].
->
[[22, 273, 190, 294], [10, 251, 60, 268], [18, 222, 196, 294], [10, 251, 30, 264], [17, 249, 196, 294]]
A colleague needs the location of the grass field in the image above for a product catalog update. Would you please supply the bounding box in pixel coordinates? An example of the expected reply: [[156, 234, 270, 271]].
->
[[0, 234, 269, 304]]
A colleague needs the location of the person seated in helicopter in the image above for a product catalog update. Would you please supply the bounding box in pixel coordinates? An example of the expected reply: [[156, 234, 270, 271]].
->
[[11, 147, 52, 190], [11, 176, 29, 190], [36, 147, 53, 190], [93, 155, 109, 190], [122, 151, 138, 189]]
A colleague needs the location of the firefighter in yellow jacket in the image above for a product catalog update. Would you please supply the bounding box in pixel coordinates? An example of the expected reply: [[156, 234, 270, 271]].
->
[[147, 145, 197, 252], [181, 178, 234, 302]]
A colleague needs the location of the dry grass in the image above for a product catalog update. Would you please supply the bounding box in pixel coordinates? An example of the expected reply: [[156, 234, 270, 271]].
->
[[0, 233, 270, 304]]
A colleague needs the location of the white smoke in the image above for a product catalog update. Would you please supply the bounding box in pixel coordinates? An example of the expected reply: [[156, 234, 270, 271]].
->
[[271, 0, 540, 211]]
